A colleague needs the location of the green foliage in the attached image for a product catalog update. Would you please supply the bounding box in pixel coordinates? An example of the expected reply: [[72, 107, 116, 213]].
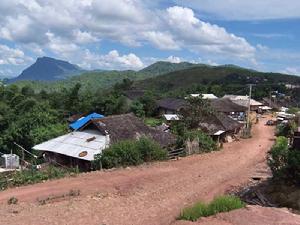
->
[[287, 107, 300, 114], [93, 137, 167, 169], [179, 195, 245, 221], [268, 136, 289, 177], [276, 122, 297, 137], [287, 150, 300, 183], [144, 117, 162, 127], [183, 130, 217, 152], [135, 136, 167, 162], [0, 166, 78, 190], [131, 101, 145, 118], [268, 136, 300, 183], [181, 96, 214, 129]]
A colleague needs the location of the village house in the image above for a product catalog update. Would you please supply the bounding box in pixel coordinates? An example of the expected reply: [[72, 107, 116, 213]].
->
[[210, 98, 247, 121], [189, 93, 218, 99], [156, 98, 188, 115], [123, 90, 145, 103], [223, 95, 263, 112], [199, 113, 244, 144], [33, 113, 176, 170]]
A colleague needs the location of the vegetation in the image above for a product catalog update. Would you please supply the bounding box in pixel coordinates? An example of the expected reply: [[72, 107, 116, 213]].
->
[[7, 196, 18, 205], [93, 137, 167, 169], [268, 136, 300, 184], [144, 117, 162, 127], [276, 121, 297, 137], [183, 130, 217, 153], [179, 195, 245, 221], [0, 166, 79, 190]]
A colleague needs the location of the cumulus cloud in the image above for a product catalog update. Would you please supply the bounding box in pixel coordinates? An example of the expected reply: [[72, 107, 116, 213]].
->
[[0, 0, 257, 72], [166, 56, 181, 63], [0, 44, 31, 65], [177, 0, 300, 20], [164, 6, 256, 60], [144, 31, 180, 50], [76, 50, 144, 70]]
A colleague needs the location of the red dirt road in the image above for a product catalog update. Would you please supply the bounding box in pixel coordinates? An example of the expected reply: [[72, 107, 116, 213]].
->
[[0, 118, 275, 225]]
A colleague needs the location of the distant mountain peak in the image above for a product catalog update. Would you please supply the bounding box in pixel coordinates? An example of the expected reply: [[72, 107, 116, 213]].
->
[[9, 57, 83, 82]]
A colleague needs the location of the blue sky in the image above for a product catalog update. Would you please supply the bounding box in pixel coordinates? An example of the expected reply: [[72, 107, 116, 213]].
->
[[0, 0, 300, 78]]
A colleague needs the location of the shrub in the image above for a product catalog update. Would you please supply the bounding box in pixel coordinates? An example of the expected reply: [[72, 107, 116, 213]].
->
[[267, 136, 289, 177], [94, 137, 167, 169], [135, 137, 167, 162], [179, 195, 245, 221], [7, 196, 18, 205], [286, 150, 300, 183], [98, 140, 143, 169], [1, 166, 78, 190], [184, 130, 217, 153]]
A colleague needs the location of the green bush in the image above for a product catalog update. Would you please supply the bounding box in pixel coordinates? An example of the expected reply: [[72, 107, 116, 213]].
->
[[268, 136, 289, 177], [179, 195, 245, 221], [94, 137, 167, 169], [136, 137, 167, 162], [98, 140, 143, 169], [268, 136, 300, 183], [286, 150, 300, 183], [184, 130, 217, 152]]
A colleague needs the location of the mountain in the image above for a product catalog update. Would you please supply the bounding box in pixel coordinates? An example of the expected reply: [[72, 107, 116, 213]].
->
[[10, 57, 84, 82], [139, 61, 202, 76]]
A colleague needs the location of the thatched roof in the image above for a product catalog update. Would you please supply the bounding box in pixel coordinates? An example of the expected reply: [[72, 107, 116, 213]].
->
[[157, 98, 188, 111], [123, 90, 145, 101], [87, 113, 176, 147], [210, 98, 247, 113], [199, 113, 243, 135]]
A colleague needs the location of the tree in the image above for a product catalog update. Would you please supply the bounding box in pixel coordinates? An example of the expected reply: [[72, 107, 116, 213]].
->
[[181, 97, 214, 129], [131, 101, 145, 118], [268, 136, 289, 177], [139, 91, 157, 117]]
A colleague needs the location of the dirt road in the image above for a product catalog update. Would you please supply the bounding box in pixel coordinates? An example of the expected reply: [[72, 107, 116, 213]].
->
[[0, 118, 275, 225]]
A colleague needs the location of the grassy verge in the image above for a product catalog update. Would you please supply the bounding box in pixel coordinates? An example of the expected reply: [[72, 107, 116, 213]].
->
[[144, 117, 162, 127], [179, 195, 245, 221], [0, 166, 79, 191]]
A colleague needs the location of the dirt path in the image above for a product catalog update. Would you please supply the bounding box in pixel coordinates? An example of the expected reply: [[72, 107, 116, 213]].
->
[[0, 117, 275, 225]]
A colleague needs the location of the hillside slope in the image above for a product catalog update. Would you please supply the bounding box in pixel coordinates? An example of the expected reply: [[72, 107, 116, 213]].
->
[[139, 61, 201, 76], [135, 65, 300, 93]]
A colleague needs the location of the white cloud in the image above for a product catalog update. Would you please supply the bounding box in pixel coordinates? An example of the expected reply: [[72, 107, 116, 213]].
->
[[178, 0, 300, 20], [0, 0, 258, 72], [164, 6, 256, 60], [166, 56, 181, 63], [77, 49, 144, 70], [144, 31, 180, 50], [0, 44, 31, 65]]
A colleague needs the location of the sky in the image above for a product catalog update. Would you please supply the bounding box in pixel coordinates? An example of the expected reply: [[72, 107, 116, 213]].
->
[[0, 0, 300, 78]]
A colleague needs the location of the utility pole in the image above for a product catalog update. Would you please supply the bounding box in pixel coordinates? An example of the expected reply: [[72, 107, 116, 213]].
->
[[247, 84, 252, 129]]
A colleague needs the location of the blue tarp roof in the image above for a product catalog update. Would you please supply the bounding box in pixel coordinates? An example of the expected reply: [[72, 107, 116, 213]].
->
[[69, 112, 104, 130]]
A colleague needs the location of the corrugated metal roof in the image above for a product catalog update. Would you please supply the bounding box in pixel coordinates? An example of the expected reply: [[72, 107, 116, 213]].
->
[[33, 130, 108, 161], [69, 112, 104, 130], [164, 114, 180, 121]]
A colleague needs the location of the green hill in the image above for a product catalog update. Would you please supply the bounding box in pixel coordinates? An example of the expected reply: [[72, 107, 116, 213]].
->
[[13, 61, 203, 92], [139, 61, 201, 76], [134, 65, 300, 93]]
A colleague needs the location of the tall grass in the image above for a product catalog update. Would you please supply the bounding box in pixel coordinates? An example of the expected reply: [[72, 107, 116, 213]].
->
[[179, 195, 245, 221]]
